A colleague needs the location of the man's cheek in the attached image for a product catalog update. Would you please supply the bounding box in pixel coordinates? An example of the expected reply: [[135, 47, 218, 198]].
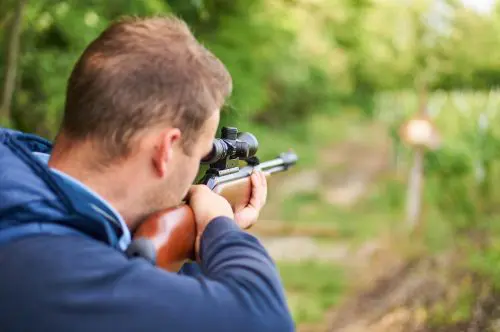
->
[[190, 164, 200, 184], [193, 162, 201, 178]]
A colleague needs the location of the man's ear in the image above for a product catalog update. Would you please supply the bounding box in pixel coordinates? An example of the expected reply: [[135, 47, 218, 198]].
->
[[152, 128, 182, 178]]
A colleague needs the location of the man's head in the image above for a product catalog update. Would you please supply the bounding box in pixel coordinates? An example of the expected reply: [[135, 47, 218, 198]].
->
[[49, 16, 232, 224]]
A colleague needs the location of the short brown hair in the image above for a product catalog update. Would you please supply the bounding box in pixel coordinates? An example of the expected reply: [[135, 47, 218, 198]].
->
[[58, 15, 232, 161]]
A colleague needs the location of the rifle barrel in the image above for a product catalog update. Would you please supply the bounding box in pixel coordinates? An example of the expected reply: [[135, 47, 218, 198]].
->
[[256, 151, 298, 171], [209, 151, 298, 188]]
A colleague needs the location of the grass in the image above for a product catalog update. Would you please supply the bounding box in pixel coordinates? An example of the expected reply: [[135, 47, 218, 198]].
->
[[260, 158, 458, 328], [427, 275, 476, 327], [277, 191, 395, 240], [233, 92, 500, 328], [262, 174, 410, 243], [249, 90, 500, 329], [240, 111, 372, 168], [277, 261, 346, 325], [247, 112, 412, 327], [239, 111, 397, 327]]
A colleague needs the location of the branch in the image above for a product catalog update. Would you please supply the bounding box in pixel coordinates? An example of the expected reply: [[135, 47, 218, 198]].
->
[[1, 0, 27, 124]]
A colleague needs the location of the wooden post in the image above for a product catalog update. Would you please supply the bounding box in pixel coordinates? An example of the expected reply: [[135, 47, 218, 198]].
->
[[402, 0, 444, 233], [406, 147, 424, 230], [405, 85, 428, 231], [399, 81, 441, 234]]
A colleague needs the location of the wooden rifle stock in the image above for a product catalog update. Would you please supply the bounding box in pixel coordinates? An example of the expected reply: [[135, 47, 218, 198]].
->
[[132, 152, 298, 272]]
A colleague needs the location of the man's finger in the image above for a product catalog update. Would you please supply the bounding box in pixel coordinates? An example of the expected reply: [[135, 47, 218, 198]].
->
[[260, 171, 267, 187], [249, 171, 262, 208], [258, 171, 267, 206]]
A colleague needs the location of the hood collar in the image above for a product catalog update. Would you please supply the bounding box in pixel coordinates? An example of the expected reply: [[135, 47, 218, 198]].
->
[[0, 128, 131, 251]]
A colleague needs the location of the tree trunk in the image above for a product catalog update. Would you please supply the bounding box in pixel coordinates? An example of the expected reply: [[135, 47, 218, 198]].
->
[[1, 0, 26, 124]]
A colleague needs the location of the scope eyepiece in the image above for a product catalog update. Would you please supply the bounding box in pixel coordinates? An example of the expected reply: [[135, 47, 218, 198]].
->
[[201, 127, 258, 165]]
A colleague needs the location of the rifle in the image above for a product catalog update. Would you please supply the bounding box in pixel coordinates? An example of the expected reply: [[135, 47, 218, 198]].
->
[[127, 126, 298, 272]]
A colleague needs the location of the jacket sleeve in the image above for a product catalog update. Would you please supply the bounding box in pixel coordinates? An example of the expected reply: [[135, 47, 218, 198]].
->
[[178, 261, 203, 276], [1, 217, 295, 331], [112, 216, 294, 331]]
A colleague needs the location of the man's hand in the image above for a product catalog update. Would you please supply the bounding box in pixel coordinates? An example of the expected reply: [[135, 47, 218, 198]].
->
[[186, 171, 267, 260], [186, 185, 234, 259], [234, 170, 268, 229]]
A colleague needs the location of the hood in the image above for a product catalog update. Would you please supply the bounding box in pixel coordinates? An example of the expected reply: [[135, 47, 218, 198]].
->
[[0, 128, 130, 250]]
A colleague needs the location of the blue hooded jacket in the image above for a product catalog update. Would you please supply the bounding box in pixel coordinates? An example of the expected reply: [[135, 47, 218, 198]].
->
[[0, 128, 294, 332]]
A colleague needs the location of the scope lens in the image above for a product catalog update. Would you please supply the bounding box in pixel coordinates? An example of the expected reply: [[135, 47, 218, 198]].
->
[[236, 132, 258, 158], [200, 131, 258, 164], [201, 139, 227, 164]]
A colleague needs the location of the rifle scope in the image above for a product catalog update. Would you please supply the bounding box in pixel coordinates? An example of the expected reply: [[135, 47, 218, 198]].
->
[[201, 127, 258, 165]]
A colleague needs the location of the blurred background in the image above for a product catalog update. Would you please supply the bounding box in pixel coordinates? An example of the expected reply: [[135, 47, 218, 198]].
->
[[2, 0, 500, 331]]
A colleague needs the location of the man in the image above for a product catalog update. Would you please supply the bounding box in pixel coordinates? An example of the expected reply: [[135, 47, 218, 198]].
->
[[0, 15, 294, 332]]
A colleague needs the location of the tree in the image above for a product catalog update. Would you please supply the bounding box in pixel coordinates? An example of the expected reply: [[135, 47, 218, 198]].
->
[[1, 0, 26, 126]]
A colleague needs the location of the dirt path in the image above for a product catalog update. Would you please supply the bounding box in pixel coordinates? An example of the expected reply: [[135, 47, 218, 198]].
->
[[275, 122, 391, 208], [260, 121, 391, 263], [325, 256, 449, 332], [255, 121, 407, 331], [256, 121, 500, 332], [259, 236, 351, 262]]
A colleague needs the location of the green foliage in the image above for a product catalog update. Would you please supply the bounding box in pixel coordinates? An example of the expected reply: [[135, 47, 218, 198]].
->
[[0, 0, 349, 137], [469, 245, 500, 291], [376, 90, 500, 231], [3, 0, 500, 137], [376, 91, 500, 318], [462, 214, 500, 292], [3, 1, 500, 329]]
